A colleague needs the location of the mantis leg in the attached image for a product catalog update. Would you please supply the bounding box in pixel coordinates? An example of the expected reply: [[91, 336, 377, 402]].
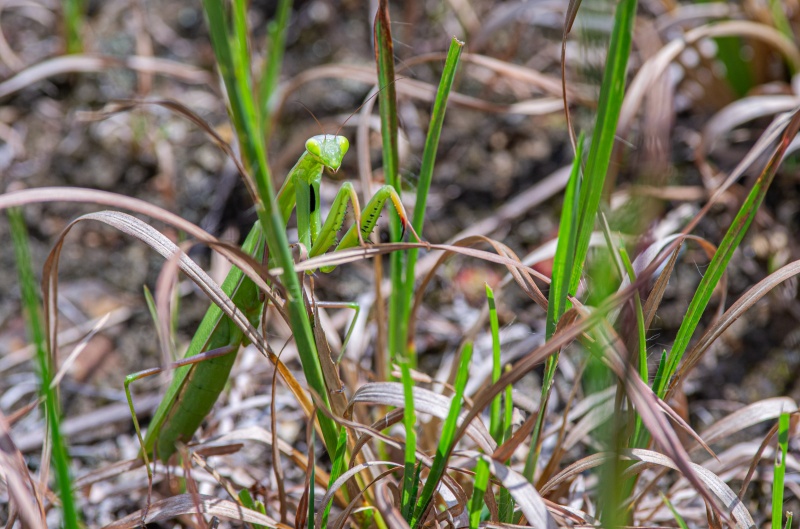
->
[[309, 182, 364, 258], [124, 344, 238, 478], [325, 184, 421, 266], [314, 301, 361, 364]]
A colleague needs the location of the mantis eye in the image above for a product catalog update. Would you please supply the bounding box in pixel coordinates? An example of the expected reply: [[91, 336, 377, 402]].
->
[[305, 138, 322, 157], [337, 136, 350, 156]]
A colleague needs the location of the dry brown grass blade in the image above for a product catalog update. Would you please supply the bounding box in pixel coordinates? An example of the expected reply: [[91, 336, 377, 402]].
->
[[599, 320, 721, 502], [331, 468, 399, 529], [697, 397, 798, 452], [415, 164, 572, 280], [617, 233, 724, 330], [101, 493, 285, 529], [314, 461, 402, 529], [622, 449, 756, 529], [540, 452, 613, 496], [737, 418, 784, 500], [0, 409, 45, 529], [295, 410, 315, 529], [35, 210, 312, 420], [294, 240, 550, 290], [270, 349, 288, 524], [276, 63, 564, 117], [642, 242, 681, 332], [563, 0, 582, 151], [374, 479, 411, 529], [491, 407, 537, 464], [671, 259, 800, 396], [310, 299, 348, 417], [0, 187, 280, 314], [698, 109, 800, 199], [86, 99, 260, 205], [189, 450, 242, 508], [462, 450, 557, 529], [176, 443, 207, 529], [696, 95, 800, 187], [202, 426, 339, 499], [619, 20, 800, 137], [349, 382, 496, 453], [0, 54, 213, 100]]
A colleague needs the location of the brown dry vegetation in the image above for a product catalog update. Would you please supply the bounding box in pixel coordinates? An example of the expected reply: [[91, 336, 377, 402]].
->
[[1, 0, 800, 528]]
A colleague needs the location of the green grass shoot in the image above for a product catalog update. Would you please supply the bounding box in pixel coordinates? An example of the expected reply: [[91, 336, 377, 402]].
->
[[486, 284, 503, 443], [9, 208, 80, 529], [411, 341, 474, 527], [772, 412, 790, 529]]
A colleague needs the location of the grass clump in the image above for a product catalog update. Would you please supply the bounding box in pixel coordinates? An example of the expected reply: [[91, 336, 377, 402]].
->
[[2, 1, 800, 528]]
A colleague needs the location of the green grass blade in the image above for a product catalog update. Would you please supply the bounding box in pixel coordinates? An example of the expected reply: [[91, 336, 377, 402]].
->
[[497, 384, 514, 523], [238, 489, 267, 529], [569, 0, 638, 296], [373, 0, 400, 207], [769, 0, 795, 44], [486, 284, 503, 443], [498, 372, 515, 522], [785, 512, 793, 529], [620, 246, 648, 449], [411, 341, 474, 527], [321, 427, 348, 528], [660, 492, 689, 529], [9, 208, 80, 528], [400, 360, 418, 521], [468, 458, 490, 529], [308, 428, 315, 529], [772, 412, 790, 529], [62, 0, 85, 54], [408, 36, 463, 238], [547, 134, 584, 338], [373, 0, 408, 371], [657, 110, 800, 399], [619, 247, 646, 383], [404, 37, 463, 343], [258, 0, 292, 137], [523, 134, 584, 480], [200, 0, 337, 451], [231, 0, 251, 88]]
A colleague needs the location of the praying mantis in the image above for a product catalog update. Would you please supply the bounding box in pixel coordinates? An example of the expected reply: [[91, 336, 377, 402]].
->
[[125, 133, 419, 466]]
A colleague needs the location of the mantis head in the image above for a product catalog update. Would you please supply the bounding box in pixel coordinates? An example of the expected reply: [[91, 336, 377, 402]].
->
[[305, 134, 350, 172]]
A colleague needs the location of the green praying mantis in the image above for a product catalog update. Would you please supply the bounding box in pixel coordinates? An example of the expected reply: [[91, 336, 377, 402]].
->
[[125, 132, 419, 468]]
